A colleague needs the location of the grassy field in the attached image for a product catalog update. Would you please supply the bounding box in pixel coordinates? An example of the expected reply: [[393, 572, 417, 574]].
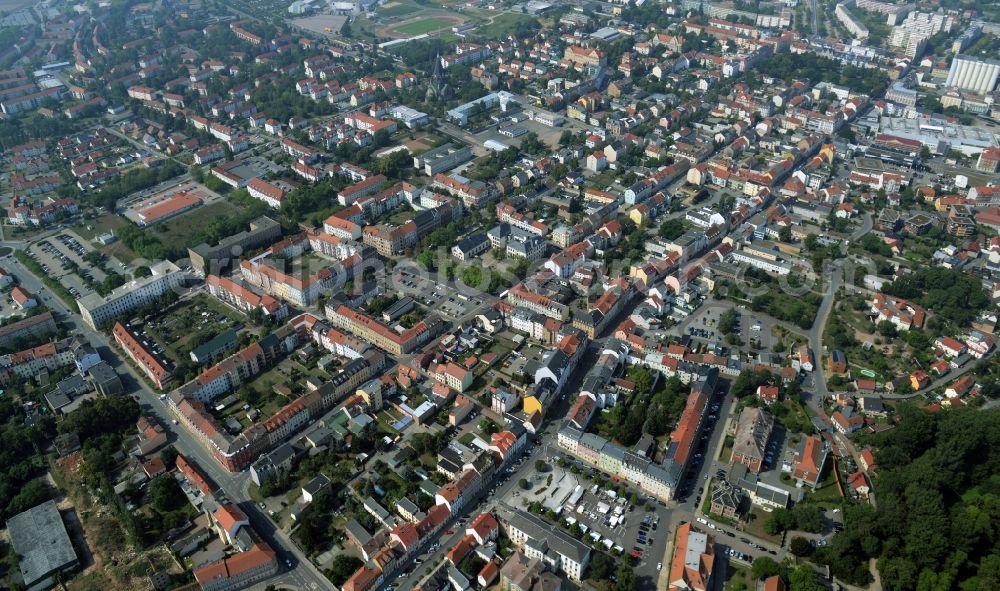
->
[[378, 0, 421, 17], [73, 213, 140, 263], [73, 212, 130, 240], [725, 564, 755, 591], [394, 17, 455, 35], [150, 200, 242, 250], [478, 12, 537, 37]]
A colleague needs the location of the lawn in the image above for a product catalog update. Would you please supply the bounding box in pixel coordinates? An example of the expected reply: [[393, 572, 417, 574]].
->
[[378, 0, 421, 17], [802, 479, 844, 506], [478, 12, 537, 37], [73, 212, 131, 241], [73, 213, 141, 262], [394, 17, 455, 35], [150, 200, 242, 251], [744, 507, 785, 545], [726, 563, 755, 591]]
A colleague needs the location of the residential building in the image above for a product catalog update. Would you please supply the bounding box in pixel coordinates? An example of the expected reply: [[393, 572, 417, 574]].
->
[[730, 408, 774, 473], [669, 523, 714, 591], [499, 507, 591, 582], [78, 261, 186, 329], [792, 435, 829, 489]]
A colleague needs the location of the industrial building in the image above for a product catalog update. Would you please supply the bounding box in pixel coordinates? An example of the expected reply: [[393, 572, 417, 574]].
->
[[7, 500, 80, 591], [944, 55, 1000, 95]]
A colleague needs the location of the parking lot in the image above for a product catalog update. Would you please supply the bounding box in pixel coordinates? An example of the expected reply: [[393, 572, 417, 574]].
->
[[393, 267, 490, 322], [28, 236, 100, 301], [495, 456, 672, 584]]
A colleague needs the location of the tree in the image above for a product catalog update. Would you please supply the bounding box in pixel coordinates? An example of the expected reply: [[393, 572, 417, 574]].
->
[[460, 266, 483, 288], [614, 562, 636, 591], [658, 218, 685, 240], [586, 552, 615, 580], [519, 131, 545, 155], [149, 475, 186, 513], [718, 308, 738, 335], [790, 536, 815, 557], [732, 370, 773, 399], [779, 225, 792, 243], [791, 505, 824, 533], [534, 459, 549, 472], [789, 565, 826, 591], [764, 508, 796, 535], [876, 320, 898, 338], [751, 556, 785, 580], [518, 478, 530, 490], [479, 419, 499, 435], [5, 479, 51, 517], [328, 555, 363, 586], [416, 249, 437, 271]]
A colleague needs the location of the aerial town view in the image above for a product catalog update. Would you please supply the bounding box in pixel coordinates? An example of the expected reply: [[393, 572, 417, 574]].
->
[[0, 0, 999, 590]]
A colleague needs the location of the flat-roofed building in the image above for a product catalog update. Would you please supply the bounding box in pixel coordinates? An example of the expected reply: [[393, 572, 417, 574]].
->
[[78, 261, 186, 329], [7, 500, 80, 591]]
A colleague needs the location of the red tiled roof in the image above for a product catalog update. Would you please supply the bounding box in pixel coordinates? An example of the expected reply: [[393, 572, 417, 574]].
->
[[214, 503, 246, 533]]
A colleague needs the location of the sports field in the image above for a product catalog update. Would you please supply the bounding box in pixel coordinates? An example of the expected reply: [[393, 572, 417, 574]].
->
[[393, 17, 455, 35]]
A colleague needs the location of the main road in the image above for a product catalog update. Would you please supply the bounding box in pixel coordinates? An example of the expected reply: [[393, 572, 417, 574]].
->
[[0, 247, 330, 591]]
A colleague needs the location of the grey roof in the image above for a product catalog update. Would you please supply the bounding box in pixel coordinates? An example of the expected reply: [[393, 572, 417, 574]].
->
[[363, 497, 394, 527], [753, 483, 790, 506], [87, 361, 119, 384], [7, 500, 78, 588], [501, 506, 591, 564], [862, 397, 886, 413], [345, 518, 373, 545], [455, 233, 488, 254], [266, 442, 296, 466], [691, 367, 719, 396], [645, 461, 682, 488], [419, 479, 441, 498], [732, 407, 774, 462], [711, 481, 744, 509], [559, 425, 583, 444], [190, 329, 238, 361], [44, 390, 72, 412], [303, 474, 331, 496], [622, 450, 649, 471], [397, 497, 420, 516], [579, 432, 608, 452], [57, 374, 90, 397], [601, 443, 626, 462]]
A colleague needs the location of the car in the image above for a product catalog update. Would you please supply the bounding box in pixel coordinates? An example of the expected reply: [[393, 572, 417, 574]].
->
[[697, 517, 708, 525], [657, 562, 663, 571], [445, 529, 454, 535], [740, 538, 750, 544], [172, 419, 178, 425], [414, 558, 423, 564]]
